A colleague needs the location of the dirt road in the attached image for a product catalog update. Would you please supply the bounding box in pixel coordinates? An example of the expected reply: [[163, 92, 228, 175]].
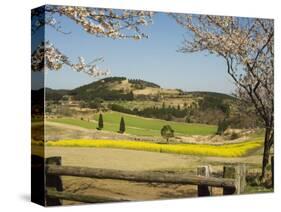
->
[[44, 146, 262, 171]]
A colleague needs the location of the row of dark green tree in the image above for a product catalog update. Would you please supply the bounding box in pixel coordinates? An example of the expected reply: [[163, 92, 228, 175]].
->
[[108, 98, 232, 125]]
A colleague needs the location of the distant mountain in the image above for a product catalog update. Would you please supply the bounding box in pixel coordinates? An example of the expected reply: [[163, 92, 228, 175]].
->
[[44, 77, 262, 128], [45, 77, 235, 102], [46, 77, 182, 101], [73, 77, 160, 92]]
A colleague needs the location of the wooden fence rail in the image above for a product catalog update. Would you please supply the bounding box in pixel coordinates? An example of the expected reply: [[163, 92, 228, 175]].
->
[[44, 157, 246, 206]]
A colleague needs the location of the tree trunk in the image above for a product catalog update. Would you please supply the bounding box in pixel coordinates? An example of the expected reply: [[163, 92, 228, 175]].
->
[[260, 127, 274, 181]]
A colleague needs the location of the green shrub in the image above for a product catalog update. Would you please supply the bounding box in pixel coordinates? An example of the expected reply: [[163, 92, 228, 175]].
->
[[161, 125, 174, 142]]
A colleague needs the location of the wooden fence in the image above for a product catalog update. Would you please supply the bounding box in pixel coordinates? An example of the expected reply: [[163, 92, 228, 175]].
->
[[45, 157, 246, 206]]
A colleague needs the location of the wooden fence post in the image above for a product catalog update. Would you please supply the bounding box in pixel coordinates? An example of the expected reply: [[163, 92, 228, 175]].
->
[[45, 157, 63, 206], [197, 166, 212, 196], [223, 165, 246, 195], [236, 164, 246, 194], [223, 166, 236, 195]]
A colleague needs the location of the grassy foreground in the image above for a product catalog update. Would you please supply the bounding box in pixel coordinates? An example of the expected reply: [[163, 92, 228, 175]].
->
[[50, 111, 217, 136], [41, 139, 263, 157]]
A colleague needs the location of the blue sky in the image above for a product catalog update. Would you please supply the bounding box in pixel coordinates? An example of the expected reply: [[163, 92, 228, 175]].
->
[[44, 10, 235, 94]]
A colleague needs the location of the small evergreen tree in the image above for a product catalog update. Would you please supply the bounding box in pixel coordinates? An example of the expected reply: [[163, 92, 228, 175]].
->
[[119, 117, 125, 133], [97, 113, 103, 130], [161, 125, 174, 142], [216, 118, 229, 135]]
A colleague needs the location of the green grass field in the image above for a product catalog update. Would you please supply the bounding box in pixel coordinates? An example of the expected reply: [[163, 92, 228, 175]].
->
[[41, 138, 263, 157], [50, 111, 217, 137]]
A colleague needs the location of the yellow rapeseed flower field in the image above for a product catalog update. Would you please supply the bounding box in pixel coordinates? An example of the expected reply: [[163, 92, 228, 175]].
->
[[44, 139, 263, 157]]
